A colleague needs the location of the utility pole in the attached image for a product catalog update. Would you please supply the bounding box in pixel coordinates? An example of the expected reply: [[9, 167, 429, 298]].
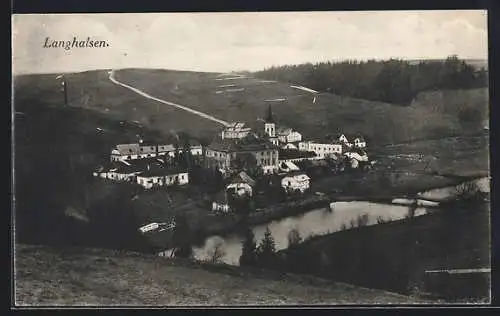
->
[[56, 74, 69, 107], [63, 76, 68, 107]]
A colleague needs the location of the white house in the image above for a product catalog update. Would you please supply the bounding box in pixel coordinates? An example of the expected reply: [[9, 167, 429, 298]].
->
[[226, 171, 255, 197], [111, 143, 142, 161], [93, 160, 143, 182], [344, 151, 369, 162], [281, 172, 311, 193], [277, 127, 302, 144], [212, 191, 230, 213], [298, 141, 342, 159], [157, 144, 176, 158], [338, 134, 367, 148], [221, 122, 252, 139], [136, 168, 189, 189], [353, 137, 367, 148], [190, 145, 203, 156]]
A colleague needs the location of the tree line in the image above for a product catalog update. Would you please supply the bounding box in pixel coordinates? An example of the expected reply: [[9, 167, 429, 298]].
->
[[253, 56, 488, 105]]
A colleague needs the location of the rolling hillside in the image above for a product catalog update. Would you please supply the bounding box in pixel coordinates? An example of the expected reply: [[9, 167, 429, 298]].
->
[[14, 69, 488, 146], [15, 244, 428, 306], [113, 69, 488, 145]]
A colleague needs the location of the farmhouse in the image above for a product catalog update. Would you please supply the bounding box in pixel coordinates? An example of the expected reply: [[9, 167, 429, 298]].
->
[[338, 133, 367, 149], [353, 136, 367, 148], [136, 167, 189, 189], [226, 171, 256, 197], [281, 172, 311, 193]]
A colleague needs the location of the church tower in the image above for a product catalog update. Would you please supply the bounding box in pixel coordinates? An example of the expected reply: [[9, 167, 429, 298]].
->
[[264, 105, 278, 145]]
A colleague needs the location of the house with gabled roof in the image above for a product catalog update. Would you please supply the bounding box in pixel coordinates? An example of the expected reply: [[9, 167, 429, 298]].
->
[[136, 165, 189, 189], [281, 171, 311, 193], [226, 171, 256, 197]]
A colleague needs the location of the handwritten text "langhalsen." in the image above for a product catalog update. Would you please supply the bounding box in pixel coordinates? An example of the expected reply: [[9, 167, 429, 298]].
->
[[43, 37, 110, 50]]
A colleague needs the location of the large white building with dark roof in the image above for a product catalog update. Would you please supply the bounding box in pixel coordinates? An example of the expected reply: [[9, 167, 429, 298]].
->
[[205, 132, 279, 175]]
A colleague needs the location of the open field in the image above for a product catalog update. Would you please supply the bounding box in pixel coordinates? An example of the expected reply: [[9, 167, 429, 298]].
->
[[13, 70, 220, 143], [114, 69, 488, 145], [14, 68, 488, 146], [14, 244, 429, 306]]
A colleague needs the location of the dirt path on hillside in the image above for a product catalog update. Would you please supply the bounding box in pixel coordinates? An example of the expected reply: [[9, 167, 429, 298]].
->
[[109, 70, 231, 127]]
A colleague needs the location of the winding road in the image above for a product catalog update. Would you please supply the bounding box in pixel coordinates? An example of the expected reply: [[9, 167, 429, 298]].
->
[[108, 70, 231, 127]]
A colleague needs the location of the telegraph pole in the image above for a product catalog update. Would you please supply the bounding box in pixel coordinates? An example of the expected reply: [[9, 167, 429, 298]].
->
[[56, 74, 69, 107], [63, 76, 68, 107]]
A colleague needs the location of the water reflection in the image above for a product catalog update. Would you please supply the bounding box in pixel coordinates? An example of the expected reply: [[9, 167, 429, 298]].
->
[[190, 201, 427, 265], [161, 177, 490, 266]]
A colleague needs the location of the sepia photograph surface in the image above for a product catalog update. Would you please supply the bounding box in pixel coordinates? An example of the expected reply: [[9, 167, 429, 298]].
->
[[12, 10, 490, 306]]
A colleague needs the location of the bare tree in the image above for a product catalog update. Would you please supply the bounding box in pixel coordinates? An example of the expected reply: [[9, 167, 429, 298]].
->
[[207, 240, 226, 264]]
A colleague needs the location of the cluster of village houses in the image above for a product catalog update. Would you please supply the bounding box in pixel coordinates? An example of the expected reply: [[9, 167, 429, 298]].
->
[[93, 106, 369, 215]]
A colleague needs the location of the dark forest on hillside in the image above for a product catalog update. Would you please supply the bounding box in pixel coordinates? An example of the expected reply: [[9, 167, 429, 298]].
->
[[254, 56, 488, 105]]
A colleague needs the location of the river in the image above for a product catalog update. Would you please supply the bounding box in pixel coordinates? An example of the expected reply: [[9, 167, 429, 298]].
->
[[158, 177, 490, 265]]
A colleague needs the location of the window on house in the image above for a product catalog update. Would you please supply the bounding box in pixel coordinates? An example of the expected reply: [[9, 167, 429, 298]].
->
[[127, 156, 131, 159]]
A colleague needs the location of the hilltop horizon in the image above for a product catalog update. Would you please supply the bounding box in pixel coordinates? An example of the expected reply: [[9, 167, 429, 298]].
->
[[12, 56, 488, 76]]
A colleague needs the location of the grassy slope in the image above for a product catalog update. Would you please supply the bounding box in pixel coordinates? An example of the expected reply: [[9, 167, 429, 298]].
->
[[15, 244, 427, 306], [13, 70, 220, 143], [114, 69, 488, 145], [280, 202, 490, 300], [14, 69, 488, 145]]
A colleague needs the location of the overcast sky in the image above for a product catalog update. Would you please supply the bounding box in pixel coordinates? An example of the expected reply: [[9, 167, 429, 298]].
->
[[12, 10, 488, 75]]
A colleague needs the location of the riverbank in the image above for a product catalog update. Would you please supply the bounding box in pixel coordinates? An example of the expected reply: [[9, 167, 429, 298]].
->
[[189, 195, 331, 244], [277, 200, 491, 302], [148, 175, 487, 250]]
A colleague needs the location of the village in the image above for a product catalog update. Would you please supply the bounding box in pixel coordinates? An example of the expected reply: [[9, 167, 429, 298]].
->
[[92, 105, 372, 234]]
